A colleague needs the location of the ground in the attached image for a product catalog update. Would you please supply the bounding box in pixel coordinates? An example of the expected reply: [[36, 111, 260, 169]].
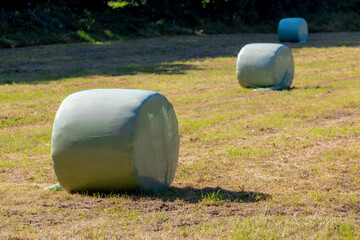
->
[[1, 32, 360, 239]]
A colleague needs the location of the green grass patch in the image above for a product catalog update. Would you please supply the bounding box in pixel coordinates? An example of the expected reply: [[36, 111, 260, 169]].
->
[[1, 33, 360, 239]]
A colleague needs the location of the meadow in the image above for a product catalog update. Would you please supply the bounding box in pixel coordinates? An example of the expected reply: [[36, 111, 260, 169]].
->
[[1, 32, 360, 239]]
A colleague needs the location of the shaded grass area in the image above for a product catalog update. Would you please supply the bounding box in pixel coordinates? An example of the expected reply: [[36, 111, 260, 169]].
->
[[79, 187, 269, 205], [1, 32, 360, 85], [1, 33, 360, 239]]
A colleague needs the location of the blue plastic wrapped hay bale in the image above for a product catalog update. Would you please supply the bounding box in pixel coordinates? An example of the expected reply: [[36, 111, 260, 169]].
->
[[278, 18, 308, 43], [51, 89, 180, 192], [236, 43, 294, 90]]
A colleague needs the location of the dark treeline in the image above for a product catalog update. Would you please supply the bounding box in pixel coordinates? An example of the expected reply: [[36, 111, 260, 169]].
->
[[1, 0, 360, 48]]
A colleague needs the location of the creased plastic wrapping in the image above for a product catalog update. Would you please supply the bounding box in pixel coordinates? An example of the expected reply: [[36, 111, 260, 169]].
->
[[278, 18, 308, 43], [51, 89, 180, 192], [236, 43, 294, 90]]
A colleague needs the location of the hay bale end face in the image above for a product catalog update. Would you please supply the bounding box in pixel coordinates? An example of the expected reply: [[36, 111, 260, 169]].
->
[[278, 18, 308, 43], [236, 43, 294, 89], [51, 89, 180, 192]]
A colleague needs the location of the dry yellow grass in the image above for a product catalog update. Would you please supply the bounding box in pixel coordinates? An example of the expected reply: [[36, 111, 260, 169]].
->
[[1, 32, 360, 239]]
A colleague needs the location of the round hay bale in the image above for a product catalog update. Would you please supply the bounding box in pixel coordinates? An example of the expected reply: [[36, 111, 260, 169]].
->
[[278, 18, 308, 43], [51, 89, 180, 192], [236, 43, 294, 90]]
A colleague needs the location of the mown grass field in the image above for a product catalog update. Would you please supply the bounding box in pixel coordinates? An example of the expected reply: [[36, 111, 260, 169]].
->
[[1, 32, 360, 239]]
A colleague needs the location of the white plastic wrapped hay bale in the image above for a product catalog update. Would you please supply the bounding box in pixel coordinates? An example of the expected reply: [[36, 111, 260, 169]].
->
[[236, 43, 294, 90], [51, 89, 180, 192], [278, 18, 308, 43]]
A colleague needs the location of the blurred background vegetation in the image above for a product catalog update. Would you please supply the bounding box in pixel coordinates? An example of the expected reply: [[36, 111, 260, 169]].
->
[[1, 0, 360, 48]]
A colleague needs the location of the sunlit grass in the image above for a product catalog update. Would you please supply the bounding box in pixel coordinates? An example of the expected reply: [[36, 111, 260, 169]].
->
[[1, 33, 360, 239]]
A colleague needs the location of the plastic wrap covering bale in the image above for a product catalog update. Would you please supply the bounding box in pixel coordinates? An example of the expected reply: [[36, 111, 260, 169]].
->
[[51, 89, 180, 192], [278, 18, 308, 43], [236, 43, 294, 90]]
